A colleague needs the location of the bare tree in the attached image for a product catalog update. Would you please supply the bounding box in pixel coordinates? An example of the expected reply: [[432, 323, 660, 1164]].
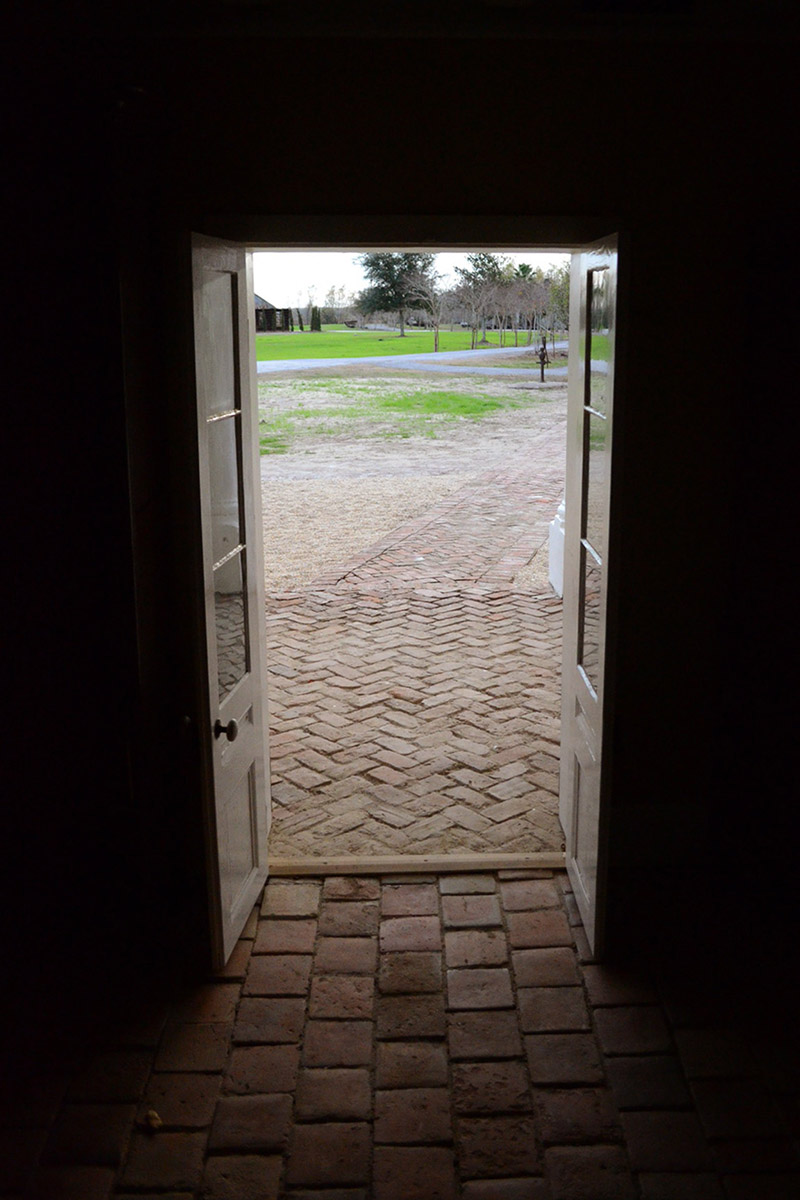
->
[[304, 286, 317, 327], [518, 272, 549, 345], [324, 284, 352, 324], [548, 262, 570, 347], [454, 254, 512, 348], [510, 266, 535, 346], [453, 277, 485, 349], [403, 268, 450, 352], [514, 278, 536, 346], [490, 279, 523, 347]]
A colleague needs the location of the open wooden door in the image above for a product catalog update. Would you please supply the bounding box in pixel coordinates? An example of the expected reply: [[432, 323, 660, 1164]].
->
[[192, 235, 271, 967], [559, 236, 617, 956]]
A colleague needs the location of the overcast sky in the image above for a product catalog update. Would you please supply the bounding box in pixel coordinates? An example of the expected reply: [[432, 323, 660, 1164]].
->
[[253, 251, 570, 309]]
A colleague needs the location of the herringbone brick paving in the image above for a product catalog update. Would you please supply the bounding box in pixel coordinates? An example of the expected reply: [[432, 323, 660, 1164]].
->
[[266, 438, 566, 858], [16, 871, 799, 1198]]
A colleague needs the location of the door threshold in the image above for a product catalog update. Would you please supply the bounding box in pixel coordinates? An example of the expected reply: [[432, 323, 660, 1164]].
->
[[269, 851, 566, 876]]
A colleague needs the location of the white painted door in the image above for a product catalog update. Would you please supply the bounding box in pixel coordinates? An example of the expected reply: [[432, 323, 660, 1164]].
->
[[559, 236, 617, 955], [193, 235, 271, 967]]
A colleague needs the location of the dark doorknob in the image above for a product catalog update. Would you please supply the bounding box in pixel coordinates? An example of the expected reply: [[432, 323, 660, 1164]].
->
[[214, 717, 239, 742]]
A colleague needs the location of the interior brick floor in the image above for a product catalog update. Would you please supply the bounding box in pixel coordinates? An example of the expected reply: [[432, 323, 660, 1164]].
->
[[4, 870, 799, 1199]]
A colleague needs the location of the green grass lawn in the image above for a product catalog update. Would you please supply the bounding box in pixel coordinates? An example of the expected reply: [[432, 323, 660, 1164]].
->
[[257, 379, 543, 453], [379, 391, 502, 418], [255, 325, 604, 364], [255, 327, 543, 361]]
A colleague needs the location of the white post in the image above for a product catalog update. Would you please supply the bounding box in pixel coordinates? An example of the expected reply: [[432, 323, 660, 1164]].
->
[[548, 497, 566, 598]]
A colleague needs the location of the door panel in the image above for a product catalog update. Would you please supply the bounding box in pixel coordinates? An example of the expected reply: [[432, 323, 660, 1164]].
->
[[559, 237, 617, 955], [193, 236, 270, 968]]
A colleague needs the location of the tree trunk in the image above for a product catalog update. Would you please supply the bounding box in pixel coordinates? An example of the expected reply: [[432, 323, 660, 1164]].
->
[[399, 308, 405, 336], [434, 323, 439, 352]]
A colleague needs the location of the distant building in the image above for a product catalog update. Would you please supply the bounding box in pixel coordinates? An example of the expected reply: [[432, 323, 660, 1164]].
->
[[254, 295, 293, 332]]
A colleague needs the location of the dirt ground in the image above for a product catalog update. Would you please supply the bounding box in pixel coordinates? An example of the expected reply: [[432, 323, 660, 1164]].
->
[[258, 365, 566, 476], [258, 367, 567, 592]]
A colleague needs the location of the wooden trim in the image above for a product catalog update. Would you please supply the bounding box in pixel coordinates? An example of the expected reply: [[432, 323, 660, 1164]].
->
[[269, 852, 566, 876], [196, 214, 609, 251]]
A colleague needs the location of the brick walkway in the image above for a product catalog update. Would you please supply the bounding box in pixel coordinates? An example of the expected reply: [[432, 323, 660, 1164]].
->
[[13, 870, 799, 1198], [266, 439, 566, 859]]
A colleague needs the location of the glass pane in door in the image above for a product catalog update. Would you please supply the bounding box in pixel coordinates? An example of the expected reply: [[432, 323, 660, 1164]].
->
[[203, 272, 238, 416], [214, 549, 248, 702], [209, 414, 243, 565], [587, 268, 611, 416], [579, 542, 602, 691], [584, 411, 607, 558], [204, 268, 249, 705]]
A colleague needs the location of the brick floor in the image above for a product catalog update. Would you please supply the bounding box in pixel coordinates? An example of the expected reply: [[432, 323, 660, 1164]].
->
[[265, 436, 566, 859], [6, 871, 800, 1198]]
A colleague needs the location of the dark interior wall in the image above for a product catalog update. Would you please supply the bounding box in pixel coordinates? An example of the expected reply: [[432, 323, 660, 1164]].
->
[[6, 45, 138, 994], [115, 30, 800, 961], [4, 14, 796, 1017]]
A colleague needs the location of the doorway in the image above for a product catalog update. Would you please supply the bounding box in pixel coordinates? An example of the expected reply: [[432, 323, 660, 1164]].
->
[[191, 225, 620, 965], [253, 251, 570, 868]]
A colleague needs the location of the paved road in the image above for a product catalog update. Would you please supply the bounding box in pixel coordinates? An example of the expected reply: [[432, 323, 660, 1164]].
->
[[257, 342, 571, 378]]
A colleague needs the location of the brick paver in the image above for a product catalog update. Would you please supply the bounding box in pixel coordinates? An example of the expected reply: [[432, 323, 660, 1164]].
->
[[265, 428, 566, 858], [9, 871, 800, 1198]]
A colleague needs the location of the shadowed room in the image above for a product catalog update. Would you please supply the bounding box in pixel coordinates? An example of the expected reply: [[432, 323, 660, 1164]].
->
[[3, 2, 797, 1195]]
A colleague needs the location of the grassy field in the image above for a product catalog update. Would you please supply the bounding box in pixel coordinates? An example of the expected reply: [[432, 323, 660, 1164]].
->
[[257, 375, 549, 454], [255, 326, 550, 361]]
